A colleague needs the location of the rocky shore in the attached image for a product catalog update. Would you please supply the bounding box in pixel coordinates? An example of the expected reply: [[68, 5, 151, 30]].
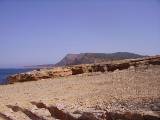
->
[[7, 55, 160, 84], [0, 55, 159, 119]]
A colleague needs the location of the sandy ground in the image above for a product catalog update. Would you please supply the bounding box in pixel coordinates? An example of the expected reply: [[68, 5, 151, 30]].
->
[[0, 65, 160, 119]]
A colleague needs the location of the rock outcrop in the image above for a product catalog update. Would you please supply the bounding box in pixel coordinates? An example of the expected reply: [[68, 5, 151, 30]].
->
[[8, 67, 72, 84], [1, 100, 159, 120], [7, 55, 160, 84]]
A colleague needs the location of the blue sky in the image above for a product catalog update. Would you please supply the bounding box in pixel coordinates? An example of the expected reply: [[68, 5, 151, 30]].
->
[[0, 0, 160, 68]]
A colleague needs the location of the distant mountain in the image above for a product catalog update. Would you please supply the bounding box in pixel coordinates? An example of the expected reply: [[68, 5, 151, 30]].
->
[[55, 52, 144, 66]]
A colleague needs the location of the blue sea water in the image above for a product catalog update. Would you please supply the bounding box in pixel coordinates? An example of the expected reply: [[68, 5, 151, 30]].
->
[[0, 68, 34, 85]]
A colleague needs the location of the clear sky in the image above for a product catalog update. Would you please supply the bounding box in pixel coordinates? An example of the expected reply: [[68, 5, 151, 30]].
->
[[0, 0, 160, 68]]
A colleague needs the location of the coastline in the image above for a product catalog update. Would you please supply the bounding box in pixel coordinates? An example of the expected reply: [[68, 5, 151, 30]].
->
[[0, 65, 159, 119], [0, 68, 35, 85]]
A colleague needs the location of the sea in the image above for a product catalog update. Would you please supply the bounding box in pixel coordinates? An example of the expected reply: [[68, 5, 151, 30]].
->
[[0, 68, 34, 85]]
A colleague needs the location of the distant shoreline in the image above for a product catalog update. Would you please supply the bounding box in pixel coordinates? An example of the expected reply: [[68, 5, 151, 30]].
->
[[0, 68, 35, 85]]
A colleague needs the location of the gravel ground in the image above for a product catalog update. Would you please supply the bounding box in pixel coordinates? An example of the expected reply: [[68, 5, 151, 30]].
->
[[0, 65, 159, 119]]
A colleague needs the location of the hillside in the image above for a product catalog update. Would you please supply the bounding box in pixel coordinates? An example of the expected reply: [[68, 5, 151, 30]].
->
[[55, 52, 144, 66]]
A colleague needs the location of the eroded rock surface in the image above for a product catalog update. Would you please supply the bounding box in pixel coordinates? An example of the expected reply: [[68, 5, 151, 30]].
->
[[0, 62, 159, 119], [8, 67, 72, 84], [0, 99, 159, 120], [7, 56, 160, 84]]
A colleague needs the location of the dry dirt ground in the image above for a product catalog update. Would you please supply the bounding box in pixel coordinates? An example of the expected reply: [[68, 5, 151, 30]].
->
[[0, 65, 160, 119]]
